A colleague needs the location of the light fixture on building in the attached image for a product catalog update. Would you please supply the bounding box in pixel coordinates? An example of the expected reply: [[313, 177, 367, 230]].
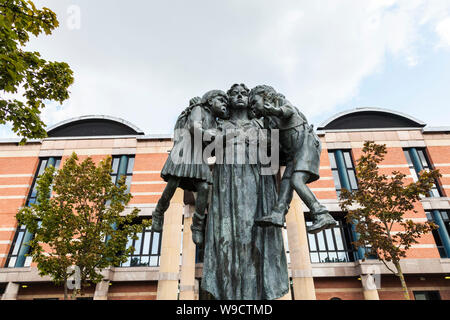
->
[[445, 276, 450, 280], [21, 285, 28, 288]]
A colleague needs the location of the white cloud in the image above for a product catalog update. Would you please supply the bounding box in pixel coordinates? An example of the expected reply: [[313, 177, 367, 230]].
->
[[2, 0, 450, 138], [436, 17, 450, 48]]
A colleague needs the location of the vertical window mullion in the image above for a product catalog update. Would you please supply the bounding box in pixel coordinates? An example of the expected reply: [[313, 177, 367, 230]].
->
[[149, 229, 154, 262], [331, 227, 339, 255], [139, 231, 145, 260]]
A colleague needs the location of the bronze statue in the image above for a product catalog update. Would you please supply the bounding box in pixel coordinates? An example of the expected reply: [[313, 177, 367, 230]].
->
[[201, 84, 289, 300], [154, 83, 335, 300]]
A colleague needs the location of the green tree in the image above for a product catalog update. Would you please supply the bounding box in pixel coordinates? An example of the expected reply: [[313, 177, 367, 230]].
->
[[0, 0, 74, 141], [17, 153, 149, 300], [339, 142, 441, 300]]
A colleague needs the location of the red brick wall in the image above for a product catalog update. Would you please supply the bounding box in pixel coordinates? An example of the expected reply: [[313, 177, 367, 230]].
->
[[427, 146, 450, 197], [314, 275, 450, 300], [129, 153, 168, 204], [17, 282, 95, 300], [0, 156, 39, 266], [314, 277, 364, 300], [107, 281, 158, 300], [378, 275, 450, 300]]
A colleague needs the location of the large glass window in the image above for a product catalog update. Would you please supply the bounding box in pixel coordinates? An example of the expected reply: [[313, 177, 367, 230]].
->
[[5, 157, 61, 268], [329, 150, 358, 197], [306, 215, 356, 263], [426, 210, 450, 258], [413, 291, 441, 300], [121, 219, 162, 267], [404, 148, 442, 197], [26, 157, 61, 206], [5, 224, 33, 268], [111, 155, 134, 192]]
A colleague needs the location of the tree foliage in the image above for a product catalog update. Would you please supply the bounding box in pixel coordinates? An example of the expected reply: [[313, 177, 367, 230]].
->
[[17, 153, 149, 299], [339, 142, 441, 299], [0, 0, 74, 141]]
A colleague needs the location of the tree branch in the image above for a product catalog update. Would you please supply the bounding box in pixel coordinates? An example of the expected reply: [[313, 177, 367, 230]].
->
[[0, 3, 55, 29], [380, 257, 398, 276]]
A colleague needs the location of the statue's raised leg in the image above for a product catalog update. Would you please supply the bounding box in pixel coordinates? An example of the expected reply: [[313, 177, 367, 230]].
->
[[255, 177, 292, 227], [288, 172, 337, 234], [152, 177, 180, 232], [191, 181, 209, 246]]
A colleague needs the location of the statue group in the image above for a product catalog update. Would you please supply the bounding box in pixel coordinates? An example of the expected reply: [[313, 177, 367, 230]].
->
[[152, 83, 337, 300]]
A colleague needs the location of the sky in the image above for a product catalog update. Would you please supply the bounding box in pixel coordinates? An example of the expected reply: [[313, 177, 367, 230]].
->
[[2, 0, 450, 138]]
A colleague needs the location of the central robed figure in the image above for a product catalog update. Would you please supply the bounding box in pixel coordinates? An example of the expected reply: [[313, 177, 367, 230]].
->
[[153, 83, 336, 300]]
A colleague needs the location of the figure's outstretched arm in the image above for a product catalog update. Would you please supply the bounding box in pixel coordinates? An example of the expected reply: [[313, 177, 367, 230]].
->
[[263, 99, 294, 119], [277, 101, 295, 119]]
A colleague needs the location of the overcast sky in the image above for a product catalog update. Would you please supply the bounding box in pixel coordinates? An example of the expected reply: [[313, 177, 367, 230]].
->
[[2, 0, 450, 137]]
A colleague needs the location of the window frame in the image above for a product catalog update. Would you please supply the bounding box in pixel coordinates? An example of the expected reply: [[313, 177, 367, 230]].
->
[[306, 213, 356, 263], [413, 290, 441, 300], [426, 210, 449, 258], [120, 217, 162, 268], [5, 157, 61, 268], [111, 155, 134, 192], [328, 150, 358, 197], [403, 148, 443, 197]]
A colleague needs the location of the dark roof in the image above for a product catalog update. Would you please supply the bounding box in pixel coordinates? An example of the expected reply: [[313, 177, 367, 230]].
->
[[317, 107, 426, 131], [47, 115, 145, 138]]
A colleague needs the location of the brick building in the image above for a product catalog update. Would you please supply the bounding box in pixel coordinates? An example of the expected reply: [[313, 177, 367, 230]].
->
[[0, 108, 449, 300]]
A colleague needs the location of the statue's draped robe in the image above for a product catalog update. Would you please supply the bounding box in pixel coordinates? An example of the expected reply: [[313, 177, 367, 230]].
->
[[201, 119, 289, 300]]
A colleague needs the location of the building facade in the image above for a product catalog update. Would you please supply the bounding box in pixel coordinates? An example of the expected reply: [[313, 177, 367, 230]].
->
[[0, 109, 449, 300]]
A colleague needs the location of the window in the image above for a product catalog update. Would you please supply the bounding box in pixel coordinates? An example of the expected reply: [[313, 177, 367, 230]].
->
[[27, 157, 61, 206], [404, 148, 442, 197], [0, 283, 6, 295], [329, 150, 358, 197], [106, 155, 137, 256], [426, 210, 450, 258], [111, 155, 134, 192], [413, 291, 441, 300], [306, 215, 356, 263], [6, 225, 33, 268], [5, 157, 61, 268], [121, 220, 162, 267], [328, 150, 376, 260]]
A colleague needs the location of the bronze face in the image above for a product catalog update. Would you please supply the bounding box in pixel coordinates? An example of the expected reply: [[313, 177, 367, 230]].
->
[[228, 85, 249, 110], [250, 93, 265, 117], [210, 94, 229, 119]]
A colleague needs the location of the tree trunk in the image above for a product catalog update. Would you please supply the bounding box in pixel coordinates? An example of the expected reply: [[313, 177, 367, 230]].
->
[[71, 287, 78, 300], [64, 277, 68, 300], [394, 261, 410, 300]]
